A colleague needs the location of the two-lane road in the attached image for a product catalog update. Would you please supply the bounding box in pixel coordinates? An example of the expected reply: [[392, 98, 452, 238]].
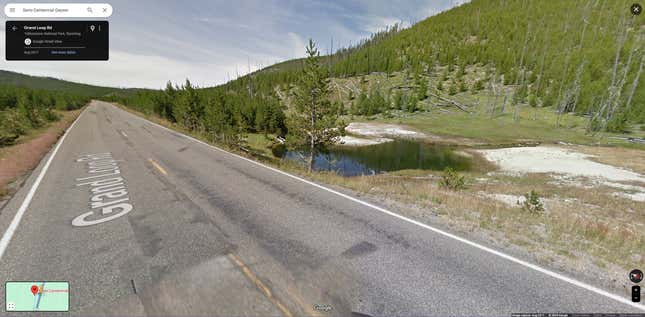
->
[[0, 101, 643, 316]]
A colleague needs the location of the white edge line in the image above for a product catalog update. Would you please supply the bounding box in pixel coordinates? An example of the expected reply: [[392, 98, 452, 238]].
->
[[0, 108, 86, 260], [117, 103, 644, 311]]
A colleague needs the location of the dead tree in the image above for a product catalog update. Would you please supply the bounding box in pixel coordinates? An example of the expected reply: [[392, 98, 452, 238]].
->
[[516, 23, 531, 86], [492, 78, 501, 119], [555, 11, 574, 118], [427, 92, 470, 113], [512, 22, 532, 122], [625, 53, 645, 112], [603, 22, 639, 129], [486, 63, 495, 117], [500, 94, 508, 114]]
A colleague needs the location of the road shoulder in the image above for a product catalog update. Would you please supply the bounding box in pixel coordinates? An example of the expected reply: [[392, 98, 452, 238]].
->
[[0, 109, 82, 211]]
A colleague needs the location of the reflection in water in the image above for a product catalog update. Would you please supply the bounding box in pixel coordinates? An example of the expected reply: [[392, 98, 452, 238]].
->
[[282, 140, 472, 176]]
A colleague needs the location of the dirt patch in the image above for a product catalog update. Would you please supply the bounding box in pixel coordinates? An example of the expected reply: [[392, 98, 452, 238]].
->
[[347, 121, 498, 146], [345, 122, 429, 139], [0, 109, 81, 208], [481, 193, 526, 207], [335, 135, 393, 146], [344, 121, 485, 146], [478, 146, 645, 203], [478, 146, 645, 182]]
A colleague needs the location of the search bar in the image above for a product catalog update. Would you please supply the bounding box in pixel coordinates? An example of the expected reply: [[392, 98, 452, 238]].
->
[[4, 3, 113, 18]]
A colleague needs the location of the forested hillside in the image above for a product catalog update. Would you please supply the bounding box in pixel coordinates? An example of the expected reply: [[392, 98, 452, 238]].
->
[[106, 0, 645, 145], [0, 70, 118, 96], [0, 71, 118, 145]]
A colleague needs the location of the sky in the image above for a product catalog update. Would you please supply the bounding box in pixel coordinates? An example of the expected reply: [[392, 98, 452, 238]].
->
[[0, 0, 466, 89]]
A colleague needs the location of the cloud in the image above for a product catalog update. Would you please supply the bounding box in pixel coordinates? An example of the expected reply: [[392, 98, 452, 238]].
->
[[0, 37, 251, 88], [360, 15, 405, 34], [287, 32, 307, 58], [0, 1, 466, 88]]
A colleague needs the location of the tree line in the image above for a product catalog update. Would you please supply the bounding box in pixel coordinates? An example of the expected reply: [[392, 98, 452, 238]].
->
[[0, 85, 89, 145], [105, 79, 287, 146], [106, 0, 644, 140]]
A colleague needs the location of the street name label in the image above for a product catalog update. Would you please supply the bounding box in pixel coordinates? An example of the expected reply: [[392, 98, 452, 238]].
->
[[5, 281, 69, 312], [73, 152, 133, 227]]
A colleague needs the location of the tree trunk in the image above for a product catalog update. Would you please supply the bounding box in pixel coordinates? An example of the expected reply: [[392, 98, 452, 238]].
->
[[308, 142, 315, 172], [625, 53, 645, 111], [605, 28, 637, 127], [500, 94, 507, 113], [486, 65, 494, 117], [516, 22, 531, 86], [535, 44, 548, 95], [513, 102, 519, 122]]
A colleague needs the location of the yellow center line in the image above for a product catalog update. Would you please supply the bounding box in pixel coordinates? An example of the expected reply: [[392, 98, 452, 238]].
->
[[227, 253, 294, 317], [148, 158, 168, 176], [285, 285, 321, 317]]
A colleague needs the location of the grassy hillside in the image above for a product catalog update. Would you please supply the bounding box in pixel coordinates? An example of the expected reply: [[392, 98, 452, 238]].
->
[[107, 0, 645, 147]]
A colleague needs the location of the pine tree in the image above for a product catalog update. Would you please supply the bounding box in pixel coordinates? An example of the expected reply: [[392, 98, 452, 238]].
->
[[354, 88, 369, 115], [175, 79, 203, 131], [286, 40, 345, 172], [406, 94, 418, 113], [393, 91, 404, 110], [416, 76, 428, 100]]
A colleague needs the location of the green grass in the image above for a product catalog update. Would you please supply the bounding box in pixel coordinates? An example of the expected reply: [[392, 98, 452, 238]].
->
[[385, 109, 592, 144], [384, 109, 644, 148], [243, 133, 276, 157]]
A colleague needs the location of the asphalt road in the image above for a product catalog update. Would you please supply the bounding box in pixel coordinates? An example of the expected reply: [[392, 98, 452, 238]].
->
[[0, 101, 643, 316]]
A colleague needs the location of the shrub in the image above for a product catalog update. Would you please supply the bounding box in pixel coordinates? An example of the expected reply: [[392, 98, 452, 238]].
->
[[4, 110, 28, 135], [405, 95, 418, 113], [393, 91, 404, 110], [442, 70, 449, 81], [439, 167, 466, 190], [542, 92, 555, 108], [270, 142, 287, 157], [472, 79, 484, 92], [521, 190, 544, 213], [605, 111, 629, 133], [513, 84, 528, 104], [458, 80, 467, 92], [44, 109, 59, 122], [528, 93, 537, 107], [448, 84, 458, 95], [416, 78, 428, 100], [0, 130, 19, 146]]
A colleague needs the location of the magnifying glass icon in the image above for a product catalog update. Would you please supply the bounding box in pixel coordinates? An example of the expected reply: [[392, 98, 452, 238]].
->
[[87, 7, 93, 13]]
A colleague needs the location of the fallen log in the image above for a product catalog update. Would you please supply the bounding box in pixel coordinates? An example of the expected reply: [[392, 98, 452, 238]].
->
[[427, 92, 470, 113]]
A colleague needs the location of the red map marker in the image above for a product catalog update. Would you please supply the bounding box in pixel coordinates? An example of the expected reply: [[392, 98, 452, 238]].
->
[[30, 285, 38, 296]]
